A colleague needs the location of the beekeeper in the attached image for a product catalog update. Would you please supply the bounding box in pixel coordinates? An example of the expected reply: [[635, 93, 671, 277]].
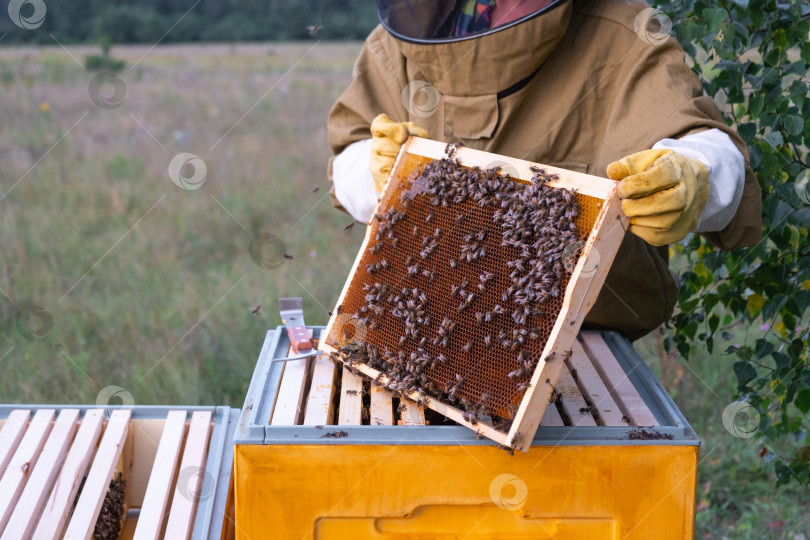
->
[[327, 0, 762, 340]]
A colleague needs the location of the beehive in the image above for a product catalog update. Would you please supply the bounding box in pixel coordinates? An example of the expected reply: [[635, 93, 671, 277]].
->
[[233, 326, 700, 540], [0, 405, 237, 540], [322, 137, 627, 451]]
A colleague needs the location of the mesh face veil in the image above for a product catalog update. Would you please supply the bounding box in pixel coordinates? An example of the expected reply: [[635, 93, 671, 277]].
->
[[376, 0, 568, 43]]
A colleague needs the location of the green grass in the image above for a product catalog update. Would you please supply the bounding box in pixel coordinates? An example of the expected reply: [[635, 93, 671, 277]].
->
[[0, 42, 806, 537], [0, 43, 364, 406]]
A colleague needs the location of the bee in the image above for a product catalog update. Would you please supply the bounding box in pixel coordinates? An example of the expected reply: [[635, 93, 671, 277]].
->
[[449, 259, 457, 268], [455, 214, 464, 224], [283, 253, 294, 260], [344, 221, 355, 231], [426, 212, 434, 223], [463, 341, 473, 353], [484, 335, 492, 347]]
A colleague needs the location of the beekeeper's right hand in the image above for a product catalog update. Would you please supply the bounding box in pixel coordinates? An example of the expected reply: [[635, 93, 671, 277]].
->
[[370, 113, 429, 193]]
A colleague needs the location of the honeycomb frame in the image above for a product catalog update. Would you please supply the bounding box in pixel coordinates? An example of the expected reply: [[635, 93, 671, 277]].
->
[[322, 137, 628, 452]]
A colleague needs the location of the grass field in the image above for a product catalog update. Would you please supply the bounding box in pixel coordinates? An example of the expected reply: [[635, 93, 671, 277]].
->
[[0, 43, 806, 538]]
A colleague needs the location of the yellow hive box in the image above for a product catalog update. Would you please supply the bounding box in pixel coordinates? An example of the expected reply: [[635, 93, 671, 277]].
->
[[234, 327, 699, 540]]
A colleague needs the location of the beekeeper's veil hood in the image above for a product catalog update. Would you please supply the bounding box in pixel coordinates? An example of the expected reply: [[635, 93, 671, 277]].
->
[[378, 0, 569, 43], [376, 0, 572, 138]]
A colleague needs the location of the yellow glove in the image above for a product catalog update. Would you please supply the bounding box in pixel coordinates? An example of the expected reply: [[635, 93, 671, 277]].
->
[[370, 113, 429, 193], [607, 149, 709, 246]]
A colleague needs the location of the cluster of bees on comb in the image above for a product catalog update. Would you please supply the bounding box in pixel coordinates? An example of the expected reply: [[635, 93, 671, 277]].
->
[[330, 143, 582, 431]]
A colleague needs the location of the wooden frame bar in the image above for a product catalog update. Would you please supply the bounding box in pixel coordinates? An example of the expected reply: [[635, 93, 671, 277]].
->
[[337, 369, 363, 426], [63, 409, 130, 540], [580, 333, 658, 426], [0, 410, 30, 478], [555, 367, 597, 427], [322, 137, 628, 451], [271, 342, 313, 426], [0, 408, 55, 535], [399, 403, 426, 426], [4, 409, 79, 540], [539, 402, 565, 427], [567, 341, 626, 426], [164, 410, 213, 540], [370, 385, 394, 426], [133, 410, 188, 540], [32, 409, 104, 540], [303, 351, 338, 426]]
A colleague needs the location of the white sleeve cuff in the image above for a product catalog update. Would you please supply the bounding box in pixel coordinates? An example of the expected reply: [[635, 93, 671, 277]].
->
[[332, 138, 378, 224], [652, 128, 746, 233]]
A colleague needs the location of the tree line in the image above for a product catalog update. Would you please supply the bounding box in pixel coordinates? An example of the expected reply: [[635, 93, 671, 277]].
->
[[1, 0, 379, 44]]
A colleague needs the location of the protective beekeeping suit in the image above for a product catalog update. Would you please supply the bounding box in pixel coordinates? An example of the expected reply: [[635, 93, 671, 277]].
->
[[327, 0, 762, 340]]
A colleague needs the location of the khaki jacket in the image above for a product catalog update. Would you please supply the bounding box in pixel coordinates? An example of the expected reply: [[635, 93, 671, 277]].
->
[[327, 0, 762, 340]]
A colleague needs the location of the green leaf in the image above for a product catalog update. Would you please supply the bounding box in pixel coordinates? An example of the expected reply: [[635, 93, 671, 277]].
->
[[702, 7, 727, 32], [783, 115, 804, 136], [749, 94, 765, 117], [763, 130, 784, 148], [734, 361, 757, 387], [796, 389, 810, 415], [737, 123, 757, 144]]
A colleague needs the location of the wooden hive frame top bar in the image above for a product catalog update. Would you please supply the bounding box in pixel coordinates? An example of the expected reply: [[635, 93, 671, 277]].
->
[[322, 137, 628, 452]]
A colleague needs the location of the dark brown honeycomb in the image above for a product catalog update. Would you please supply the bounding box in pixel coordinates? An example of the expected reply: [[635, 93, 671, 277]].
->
[[328, 148, 602, 426]]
